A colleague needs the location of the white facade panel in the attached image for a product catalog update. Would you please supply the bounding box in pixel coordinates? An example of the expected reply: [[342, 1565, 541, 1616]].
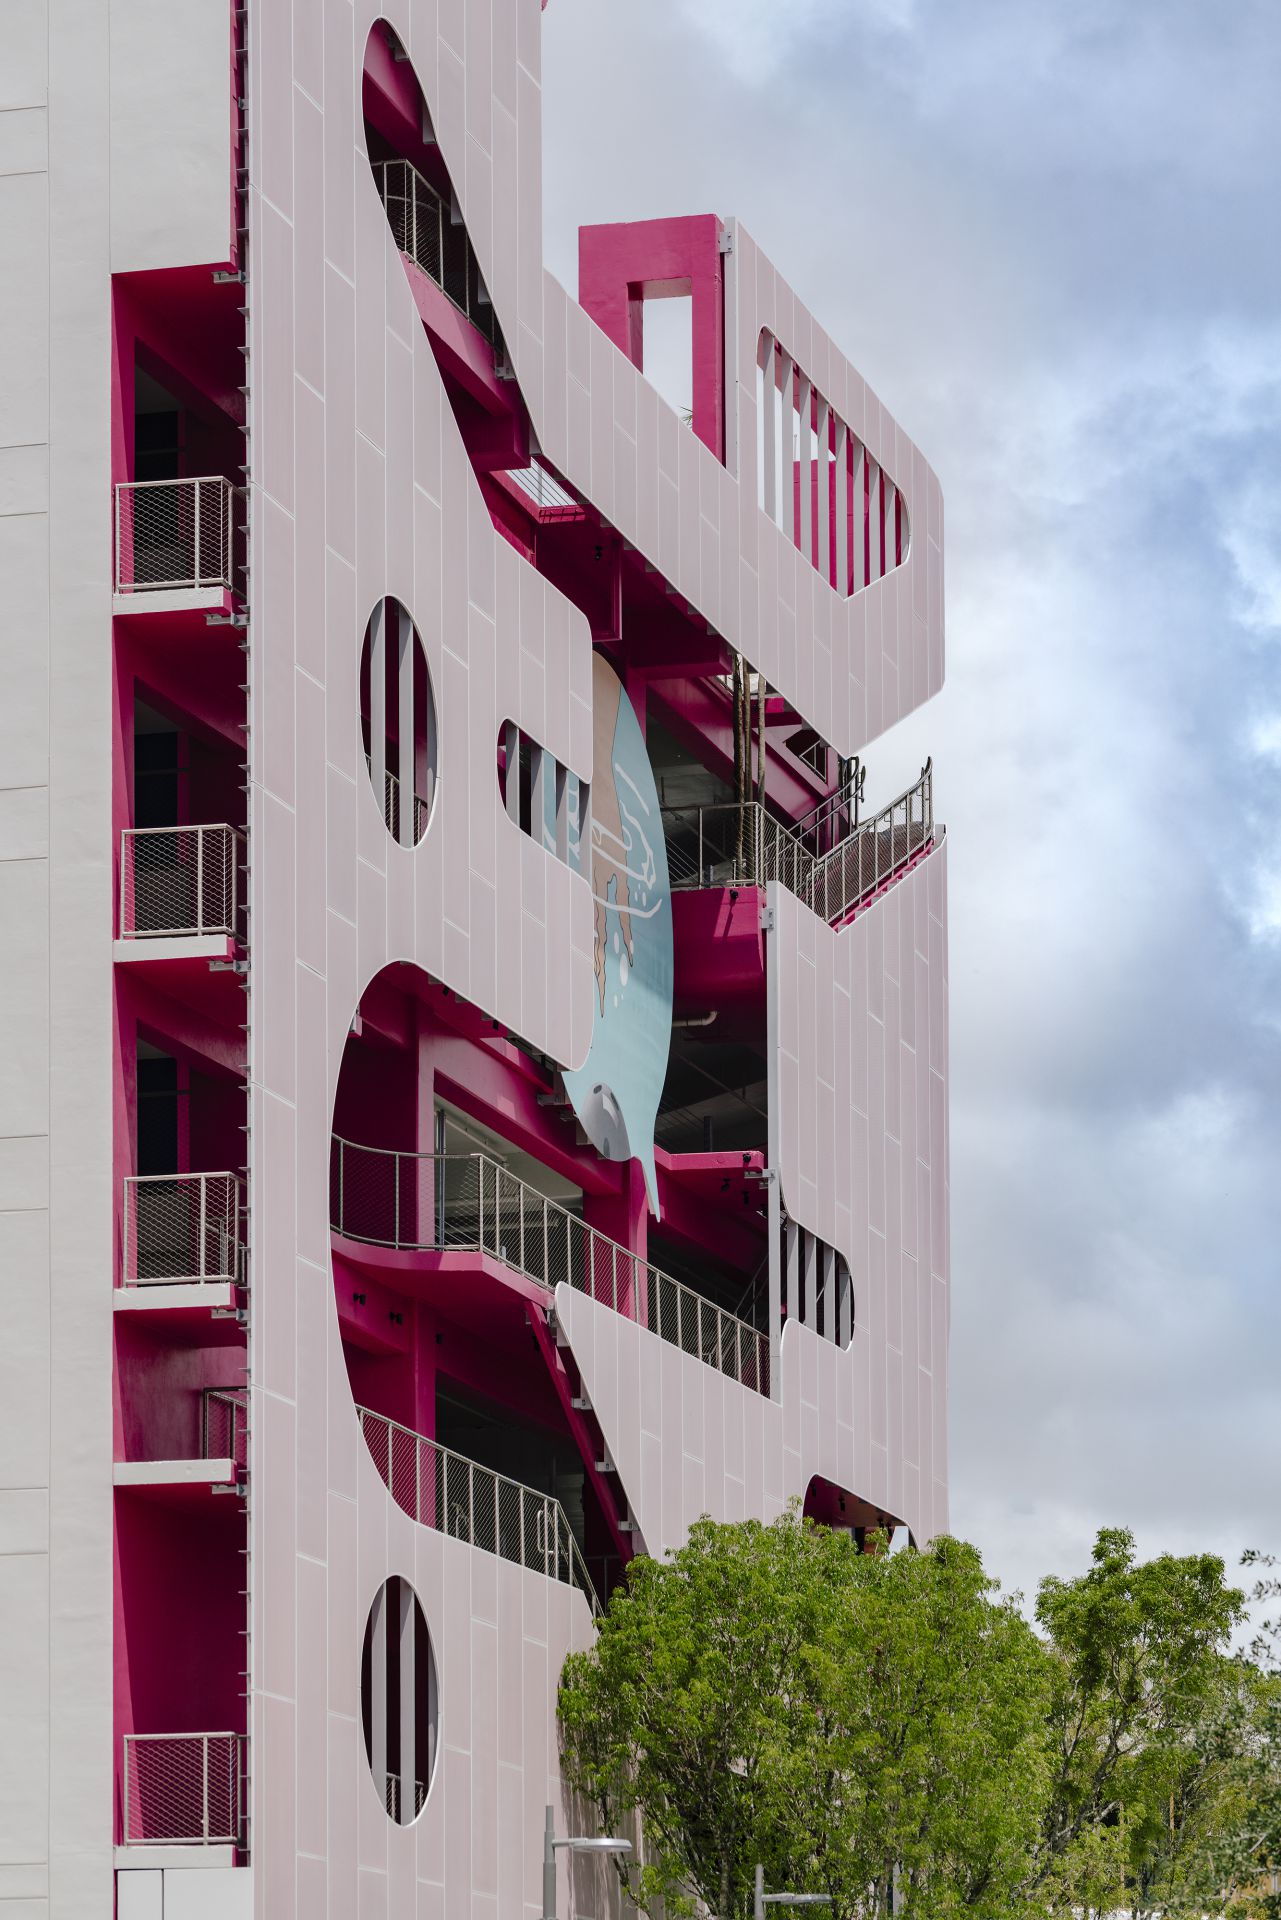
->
[[109, 0, 234, 273]]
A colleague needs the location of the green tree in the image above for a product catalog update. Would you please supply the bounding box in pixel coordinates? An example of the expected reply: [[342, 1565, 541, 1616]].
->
[[1031, 1526, 1247, 1916], [1211, 1553, 1281, 1917], [558, 1510, 1051, 1920]]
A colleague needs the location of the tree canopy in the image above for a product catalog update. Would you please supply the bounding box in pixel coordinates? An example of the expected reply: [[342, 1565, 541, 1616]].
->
[[558, 1511, 1263, 1920]]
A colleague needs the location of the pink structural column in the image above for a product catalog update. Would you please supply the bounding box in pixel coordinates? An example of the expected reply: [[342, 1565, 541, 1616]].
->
[[578, 214, 726, 462]]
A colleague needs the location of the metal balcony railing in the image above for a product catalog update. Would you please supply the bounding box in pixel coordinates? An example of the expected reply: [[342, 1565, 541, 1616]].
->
[[122, 1731, 247, 1847], [121, 1172, 246, 1287], [383, 1770, 429, 1823], [202, 1389, 249, 1467], [364, 753, 433, 843], [357, 1405, 599, 1611], [370, 157, 503, 349], [113, 476, 238, 595], [663, 760, 934, 927], [331, 1140, 769, 1394], [119, 824, 246, 941]]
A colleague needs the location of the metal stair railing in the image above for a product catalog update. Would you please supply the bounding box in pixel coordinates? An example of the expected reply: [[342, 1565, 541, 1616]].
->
[[356, 1404, 600, 1612], [383, 1770, 429, 1824], [662, 760, 933, 927], [330, 1139, 769, 1394], [113, 476, 238, 594], [363, 751, 433, 841], [799, 758, 933, 925], [121, 1172, 247, 1287], [122, 1731, 247, 1847], [119, 823, 246, 940], [370, 156, 502, 349]]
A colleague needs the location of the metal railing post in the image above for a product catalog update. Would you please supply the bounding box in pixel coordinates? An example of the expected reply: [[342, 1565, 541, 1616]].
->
[[198, 1175, 208, 1281], [195, 827, 205, 936], [202, 1735, 210, 1843], [193, 482, 203, 592]]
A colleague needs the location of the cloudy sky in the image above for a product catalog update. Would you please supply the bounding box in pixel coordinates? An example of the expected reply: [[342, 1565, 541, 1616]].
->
[[540, 0, 1281, 1608]]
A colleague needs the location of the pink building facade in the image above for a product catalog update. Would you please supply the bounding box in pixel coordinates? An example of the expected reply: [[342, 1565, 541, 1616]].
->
[[0, 1, 947, 1915]]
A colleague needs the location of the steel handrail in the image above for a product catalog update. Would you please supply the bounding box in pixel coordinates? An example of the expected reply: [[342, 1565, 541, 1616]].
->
[[331, 1139, 769, 1393], [121, 1170, 247, 1288], [662, 761, 933, 925], [356, 1404, 600, 1613], [370, 156, 501, 348], [113, 475, 238, 594], [118, 822, 247, 940], [202, 1389, 249, 1466], [121, 1730, 247, 1847]]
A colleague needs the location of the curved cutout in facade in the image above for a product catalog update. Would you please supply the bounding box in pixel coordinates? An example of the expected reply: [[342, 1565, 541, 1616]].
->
[[359, 595, 437, 847], [361, 1576, 439, 1824], [496, 718, 587, 870], [757, 328, 911, 597]]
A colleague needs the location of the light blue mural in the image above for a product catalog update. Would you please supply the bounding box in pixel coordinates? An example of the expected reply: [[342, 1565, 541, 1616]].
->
[[561, 656, 673, 1217]]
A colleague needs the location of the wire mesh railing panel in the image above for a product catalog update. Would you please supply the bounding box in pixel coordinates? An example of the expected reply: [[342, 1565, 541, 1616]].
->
[[119, 825, 244, 940], [384, 1772, 429, 1822], [202, 1390, 249, 1467], [114, 477, 237, 594], [122, 1732, 246, 1846], [357, 1406, 600, 1611], [332, 1140, 767, 1392], [662, 762, 933, 932], [371, 157, 501, 347], [122, 1173, 246, 1286]]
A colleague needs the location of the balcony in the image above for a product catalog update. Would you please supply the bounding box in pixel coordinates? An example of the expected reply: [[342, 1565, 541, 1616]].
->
[[663, 759, 934, 928], [119, 824, 246, 943], [331, 1139, 769, 1394], [122, 1731, 247, 1849], [113, 1385, 247, 1507], [371, 156, 502, 349], [113, 475, 239, 607], [357, 1404, 598, 1610], [121, 1172, 246, 1288]]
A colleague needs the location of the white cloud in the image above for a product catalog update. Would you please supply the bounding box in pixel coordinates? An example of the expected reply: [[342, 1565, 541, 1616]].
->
[[1222, 481, 1281, 638]]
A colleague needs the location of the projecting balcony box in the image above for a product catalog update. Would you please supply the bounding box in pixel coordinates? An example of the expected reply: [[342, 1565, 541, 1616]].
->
[[113, 822, 247, 1003], [114, 1171, 247, 1344], [113, 475, 242, 620], [113, 1387, 247, 1510], [116, 1730, 248, 1887]]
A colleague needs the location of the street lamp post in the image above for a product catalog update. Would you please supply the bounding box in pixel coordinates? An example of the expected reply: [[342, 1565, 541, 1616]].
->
[[754, 1863, 834, 1920], [542, 1805, 632, 1920]]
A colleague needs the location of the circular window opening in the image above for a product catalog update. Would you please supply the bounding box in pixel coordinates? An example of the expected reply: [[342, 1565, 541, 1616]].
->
[[360, 1575, 439, 1824], [359, 596, 437, 845]]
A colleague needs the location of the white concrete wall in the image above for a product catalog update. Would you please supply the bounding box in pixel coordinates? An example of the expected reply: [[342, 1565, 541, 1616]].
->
[[110, 0, 235, 274], [0, 11, 55, 1909], [1, 0, 247, 1882]]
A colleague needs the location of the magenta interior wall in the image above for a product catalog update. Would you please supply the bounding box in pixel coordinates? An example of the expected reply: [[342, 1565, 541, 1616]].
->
[[113, 1497, 247, 1838], [114, 1324, 241, 1464]]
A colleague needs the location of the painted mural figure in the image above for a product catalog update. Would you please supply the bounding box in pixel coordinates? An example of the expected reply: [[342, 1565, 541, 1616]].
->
[[563, 654, 674, 1214]]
